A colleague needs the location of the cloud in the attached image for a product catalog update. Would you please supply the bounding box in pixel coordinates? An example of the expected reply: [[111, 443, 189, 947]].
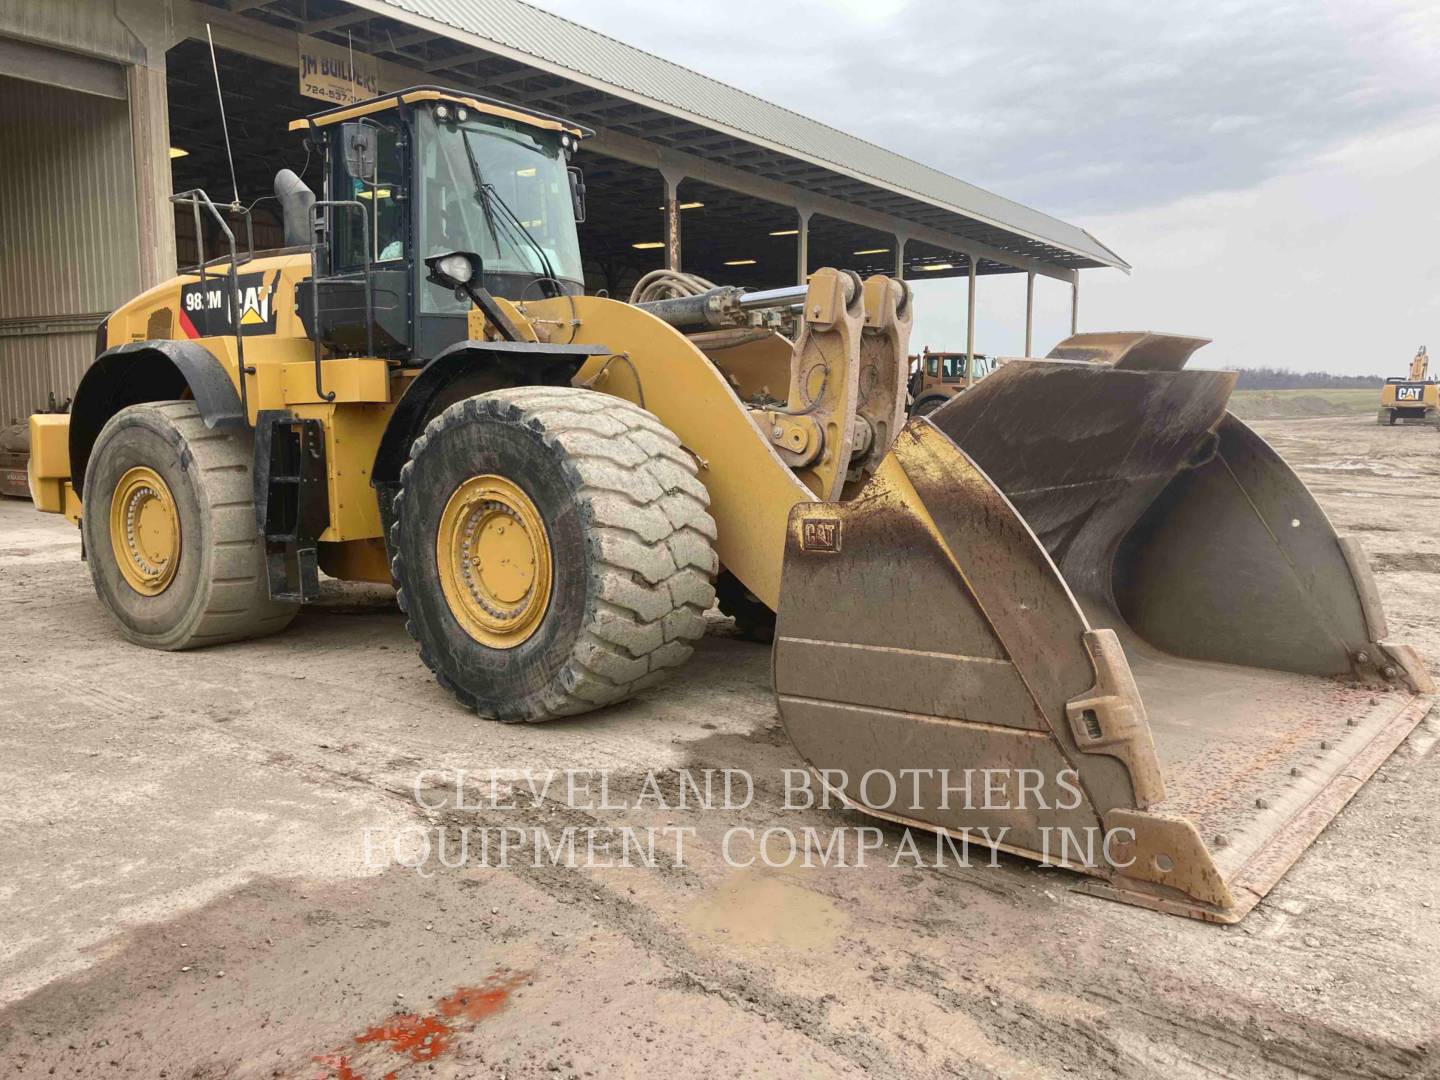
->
[[525, 0, 1440, 374], [526, 0, 1440, 215], [1076, 113, 1440, 375], [909, 113, 1440, 376]]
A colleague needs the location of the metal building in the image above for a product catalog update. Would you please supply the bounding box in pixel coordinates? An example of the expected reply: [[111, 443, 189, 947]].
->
[[0, 0, 1126, 426]]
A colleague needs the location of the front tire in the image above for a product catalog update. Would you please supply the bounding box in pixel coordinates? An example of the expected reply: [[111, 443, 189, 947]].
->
[[82, 401, 297, 649], [911, 395, 949, 417], [391, 387, 717, 721]]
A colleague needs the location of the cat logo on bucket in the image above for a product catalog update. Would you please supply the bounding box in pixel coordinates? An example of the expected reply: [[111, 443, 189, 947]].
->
[[178, 271, 281, 339], [800, 518, 842, 553]]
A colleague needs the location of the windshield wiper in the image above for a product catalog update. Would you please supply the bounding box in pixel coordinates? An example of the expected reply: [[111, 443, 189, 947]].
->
[[458, 131, 504, 252], [459, 132, 560, 296], [482, 182, 559, 294]]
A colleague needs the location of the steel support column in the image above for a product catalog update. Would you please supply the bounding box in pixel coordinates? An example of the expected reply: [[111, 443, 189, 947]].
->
[[1071, 276, 1079, 335], [966, 258, 977, 361], [894, 234, 907, 281], [796, 207, 813, 286], [661, 168, 684, 272], [117, 0, 179, 288], [1025, 271, 1035, 356]]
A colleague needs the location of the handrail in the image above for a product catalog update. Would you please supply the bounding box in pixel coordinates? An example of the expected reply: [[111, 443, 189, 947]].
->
[[307, 199, 375, 403], [169, 188, 255, 422]]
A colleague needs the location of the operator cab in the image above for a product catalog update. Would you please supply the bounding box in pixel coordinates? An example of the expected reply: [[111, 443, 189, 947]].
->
[[917, 349, 992, 381], [283, 87, 592, 362]]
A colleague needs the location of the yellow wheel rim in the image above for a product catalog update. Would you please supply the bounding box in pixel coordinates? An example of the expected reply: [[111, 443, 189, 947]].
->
[[437, 474, 552, 649], [109, 466, 180, 595]]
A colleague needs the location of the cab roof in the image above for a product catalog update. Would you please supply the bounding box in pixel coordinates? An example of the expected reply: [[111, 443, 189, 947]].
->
[[288, 86, 591, 138]]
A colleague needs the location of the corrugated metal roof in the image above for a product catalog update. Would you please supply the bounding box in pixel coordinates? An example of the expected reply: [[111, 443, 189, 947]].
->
[[349, 0, 1128, 270]]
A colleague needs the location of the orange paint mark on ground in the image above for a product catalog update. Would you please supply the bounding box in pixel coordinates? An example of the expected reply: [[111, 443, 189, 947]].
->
[[309, 968, 532, 1080], [354, 1011, 451, 1059], [310, 1051, 361, 1080], [436, 969, 532, 1024]]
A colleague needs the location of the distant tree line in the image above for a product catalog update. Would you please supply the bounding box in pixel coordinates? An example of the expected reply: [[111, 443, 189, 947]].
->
[[1227, 366, 1383, 390]]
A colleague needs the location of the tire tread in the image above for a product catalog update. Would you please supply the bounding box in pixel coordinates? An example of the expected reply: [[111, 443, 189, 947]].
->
[[83, 401, 297, 650], [391, 387, 717, 721]]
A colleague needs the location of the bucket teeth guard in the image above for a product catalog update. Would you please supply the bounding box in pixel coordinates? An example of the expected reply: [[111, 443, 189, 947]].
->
[[774, 353, 1434, 922]]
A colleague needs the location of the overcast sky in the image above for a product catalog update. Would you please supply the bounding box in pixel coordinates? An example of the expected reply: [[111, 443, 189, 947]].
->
[[530, 0, 1440, 375]]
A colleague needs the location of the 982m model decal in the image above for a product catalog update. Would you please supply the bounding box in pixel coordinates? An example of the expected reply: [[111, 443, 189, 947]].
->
[[178, 270, 282, 338]]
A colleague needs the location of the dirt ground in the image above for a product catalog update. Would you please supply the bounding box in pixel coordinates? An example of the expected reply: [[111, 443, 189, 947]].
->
[[1, 413, 1438, 1080]]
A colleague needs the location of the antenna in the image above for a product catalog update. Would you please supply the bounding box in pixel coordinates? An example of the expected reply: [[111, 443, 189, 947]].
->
[[205, 24, 240, 208], [348, 30, 358, 103]]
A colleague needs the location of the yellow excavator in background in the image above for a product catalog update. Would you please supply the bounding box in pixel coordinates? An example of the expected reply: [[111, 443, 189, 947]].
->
[[1378, 345, 1439, 425], [26, 89, 1432, 923]]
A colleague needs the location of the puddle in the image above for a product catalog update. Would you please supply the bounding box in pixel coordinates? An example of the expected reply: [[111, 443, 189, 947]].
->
[[683, 868, 847, 951], [311, 968, 531, 1079]]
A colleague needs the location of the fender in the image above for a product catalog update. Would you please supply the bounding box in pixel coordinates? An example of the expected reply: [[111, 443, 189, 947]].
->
[[371, 339, 607, 490], [369, 340, 607, 559], [69, 339, 243, 495]]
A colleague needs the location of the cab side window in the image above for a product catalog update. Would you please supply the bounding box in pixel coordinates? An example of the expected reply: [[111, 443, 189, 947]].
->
[[331, 122, 406, 271]]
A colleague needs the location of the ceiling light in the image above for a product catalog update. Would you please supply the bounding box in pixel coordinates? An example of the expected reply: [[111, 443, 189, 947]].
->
[[632, 241, 664, 250], [516, 167, 537, 177], [658, 201, 705, 210], [356, 188, 392, 200], [853, 248, 890, 255], [769, 228, 798, 236], [723, 259, 757, 266], [169, 147, 188, 159], [919, 262, 954, 271]]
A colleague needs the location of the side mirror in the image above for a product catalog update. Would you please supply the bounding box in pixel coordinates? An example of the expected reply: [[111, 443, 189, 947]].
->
[[425, 250, 483, 295], [567, 166, 587, 224], [340, 123, 377, 184]]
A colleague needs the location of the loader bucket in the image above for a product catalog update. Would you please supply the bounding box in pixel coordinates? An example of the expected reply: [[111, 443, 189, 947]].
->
[[773, 351, 1434, 922]]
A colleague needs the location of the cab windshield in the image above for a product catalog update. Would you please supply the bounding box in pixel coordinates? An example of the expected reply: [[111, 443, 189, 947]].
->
[[418, 108, 583, 311]]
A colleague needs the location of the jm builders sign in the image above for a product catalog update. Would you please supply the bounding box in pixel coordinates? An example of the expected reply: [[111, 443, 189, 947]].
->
[[297, 34, 381, 104]]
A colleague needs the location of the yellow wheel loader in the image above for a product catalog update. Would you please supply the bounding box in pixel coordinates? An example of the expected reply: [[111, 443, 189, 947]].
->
[[907, 347, 994, 416], [27, 90, 1432, 922]]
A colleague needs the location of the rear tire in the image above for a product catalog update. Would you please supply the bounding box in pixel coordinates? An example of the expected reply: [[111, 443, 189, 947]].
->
[[82, 401, 297, 649], [391, 387, 717, 721]]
